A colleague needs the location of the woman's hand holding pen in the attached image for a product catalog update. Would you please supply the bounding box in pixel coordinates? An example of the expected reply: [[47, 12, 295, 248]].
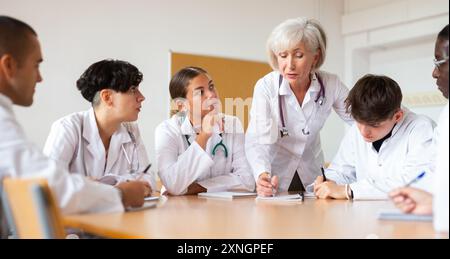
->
[[130, 164, 153, 196], [256, 172, 278, 197], [116, 181, 151, 208]]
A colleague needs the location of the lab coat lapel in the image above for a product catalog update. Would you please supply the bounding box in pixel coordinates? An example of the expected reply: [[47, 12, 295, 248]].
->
[[82, 109, 106, 176], [280, 78, 307, 122], [83, 109, 103, 157], [180, 115, 196, 146], [105, 124, 132, 174]]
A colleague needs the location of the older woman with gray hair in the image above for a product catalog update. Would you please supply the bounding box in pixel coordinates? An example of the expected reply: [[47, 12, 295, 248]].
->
[[246, 17, 353, 197]]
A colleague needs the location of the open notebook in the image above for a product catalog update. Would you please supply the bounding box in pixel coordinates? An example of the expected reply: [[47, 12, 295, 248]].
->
[[378, 210, 433, 222], [126, 196, 160, 212], [256, 193, 303, 202], [198, 192, 257, 199]]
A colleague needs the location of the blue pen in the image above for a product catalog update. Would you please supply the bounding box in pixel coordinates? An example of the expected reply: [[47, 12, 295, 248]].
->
[[404, 171, 426, 187]]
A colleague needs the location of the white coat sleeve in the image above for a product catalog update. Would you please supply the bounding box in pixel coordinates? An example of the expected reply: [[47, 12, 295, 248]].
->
[[326, 126, 389, 200], [130, 124, 157, 190], [198, 118, 255, 192], [155, 123, 214, 195], [245, 79, 278, 180], [331, 76, 353, 125], [1, 119, 123, 214], [399, 118, 436, 192], [324, 126, 358, 185], [43, 119, 78, 170]]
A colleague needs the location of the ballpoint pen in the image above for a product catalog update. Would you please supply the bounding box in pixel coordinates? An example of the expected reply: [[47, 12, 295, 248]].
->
[[404, 171, 426, 187], [321, 167, 327, 182], [369, 171, 427, 193], [135, 163, 152, 180], [142, 163, 152, 174]]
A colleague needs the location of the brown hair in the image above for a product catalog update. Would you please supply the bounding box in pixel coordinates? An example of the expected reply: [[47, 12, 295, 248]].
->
[[346, 74, 402, 125], [169, 67, 208, 99], [169, 67, 208, 116]]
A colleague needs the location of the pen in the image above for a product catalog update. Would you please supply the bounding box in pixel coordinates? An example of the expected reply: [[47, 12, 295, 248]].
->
[[321, 167, 327, 182], [404, 171, 426, 187], [135, 163, 152, 180], [142, 163, 152, 174], [266, 173, 275, 197]]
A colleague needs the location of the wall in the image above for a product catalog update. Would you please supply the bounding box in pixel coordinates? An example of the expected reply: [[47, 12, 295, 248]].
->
[[343, 0, 449, 123], [345, 0, 397, 13], [1, 0, 346, 162]]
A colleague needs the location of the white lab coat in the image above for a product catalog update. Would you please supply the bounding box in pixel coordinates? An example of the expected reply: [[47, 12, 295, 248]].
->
[[246, 71, 353, 191], [324, 109, 436, 200], [43, 108, 156, 190], [155, 114, 255, 195], [433, 103, 449, 233], [0, 94, 123, 214]]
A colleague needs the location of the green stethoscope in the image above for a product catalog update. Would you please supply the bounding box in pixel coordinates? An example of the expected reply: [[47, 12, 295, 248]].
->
[[184, 133, 229, 158]]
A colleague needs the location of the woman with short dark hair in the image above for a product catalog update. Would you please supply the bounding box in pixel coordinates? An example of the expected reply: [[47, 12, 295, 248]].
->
[[44, 59, 156, 190]]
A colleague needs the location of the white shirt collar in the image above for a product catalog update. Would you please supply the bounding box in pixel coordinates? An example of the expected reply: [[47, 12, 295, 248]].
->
[[82, 107, 133, 145], [391, 107, 410, 138], [178, 113, 223, 136], [180, 114, 197, 136], [0, 93, 14, 114], [278, 72, 321, 96]]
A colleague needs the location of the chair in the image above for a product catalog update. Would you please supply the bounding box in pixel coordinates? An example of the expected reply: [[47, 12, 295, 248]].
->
[[1, 178, 66, 239]]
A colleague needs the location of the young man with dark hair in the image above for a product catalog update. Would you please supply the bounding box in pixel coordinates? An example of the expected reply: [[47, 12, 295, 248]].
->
[[313, 74, 436, 200], [0, 16, 150, 236]]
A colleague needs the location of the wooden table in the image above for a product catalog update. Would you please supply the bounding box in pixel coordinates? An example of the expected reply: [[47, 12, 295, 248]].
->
[[63, 195, 440, 239]]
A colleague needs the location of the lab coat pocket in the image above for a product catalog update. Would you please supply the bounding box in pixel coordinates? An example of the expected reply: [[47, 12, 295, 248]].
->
[[212, 151, 229, 176]]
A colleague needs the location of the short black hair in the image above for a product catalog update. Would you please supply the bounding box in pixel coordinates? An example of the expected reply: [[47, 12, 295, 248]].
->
[[76, 59, 143, 103], [346, 74, 403, 125], [438, 25, 449, 57], [0, 16, 37, 64], [438, 24, 449, 40]]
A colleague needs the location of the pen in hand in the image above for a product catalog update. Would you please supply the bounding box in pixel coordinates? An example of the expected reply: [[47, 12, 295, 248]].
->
[[142, 163, 152, 174], [321, 167, 327, 182], [266, 173, 275, 197], [404, 171, 426, 187], [134, 163, 152, 180]]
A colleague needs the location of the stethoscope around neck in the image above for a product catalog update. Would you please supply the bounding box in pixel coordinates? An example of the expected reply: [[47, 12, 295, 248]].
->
[[184, 133, 229, 158], [278, 73, 326, 138], [121, 129, 139, 174], [81, 126, 139, 177]]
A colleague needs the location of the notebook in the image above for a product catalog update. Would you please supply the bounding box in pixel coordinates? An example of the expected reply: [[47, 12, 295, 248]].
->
[[198, 191, 257, 199], [256, 193, 303, 202], [378, 210, 433, 222], [126, 201, 158, 212], [144, 196, 160, 202]]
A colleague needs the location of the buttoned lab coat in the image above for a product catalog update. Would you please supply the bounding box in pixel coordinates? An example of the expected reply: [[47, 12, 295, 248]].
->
[[43, 108, 156, 189], [155, 115, 255, 195], [246, 71, 353, 192], [0, 94, 123, 214]]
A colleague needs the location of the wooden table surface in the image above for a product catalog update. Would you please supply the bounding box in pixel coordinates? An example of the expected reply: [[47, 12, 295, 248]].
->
[[63, 195, 440, 239]]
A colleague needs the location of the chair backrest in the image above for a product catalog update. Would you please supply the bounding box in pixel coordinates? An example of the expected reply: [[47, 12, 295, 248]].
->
[[1, 178, 65, 239]]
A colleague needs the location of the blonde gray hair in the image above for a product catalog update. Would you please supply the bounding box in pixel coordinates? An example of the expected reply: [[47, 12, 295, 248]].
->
[[266, 17, 327, 71]]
